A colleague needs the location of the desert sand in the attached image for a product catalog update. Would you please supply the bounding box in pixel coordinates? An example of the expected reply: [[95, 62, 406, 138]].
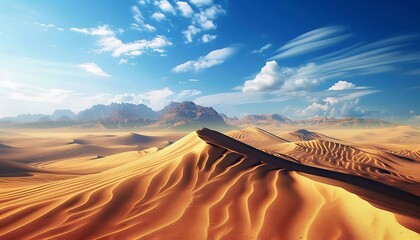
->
[[0, 127, 419, 239]]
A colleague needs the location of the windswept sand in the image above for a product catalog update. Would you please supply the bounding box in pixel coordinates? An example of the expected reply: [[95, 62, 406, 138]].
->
[[0, 127, 418, 239]]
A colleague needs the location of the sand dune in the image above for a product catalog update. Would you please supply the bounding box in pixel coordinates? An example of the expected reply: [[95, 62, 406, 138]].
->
[[228, 127, 420, 196], [0, 127, 418, 239]]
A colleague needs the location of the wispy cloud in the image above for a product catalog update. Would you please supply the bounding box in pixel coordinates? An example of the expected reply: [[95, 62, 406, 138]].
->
[[172, 47, 236, 73], [189, 0, 213, 7], [77, 62, 111, 77], [270, 26, 350, 59], [71, 25, 172, 57], [0, 80, 77, 103], [130, 6, 156, 32], [33, 22, 64, 31], [243, 34, 420, 93], [252, 43, 272, 54]]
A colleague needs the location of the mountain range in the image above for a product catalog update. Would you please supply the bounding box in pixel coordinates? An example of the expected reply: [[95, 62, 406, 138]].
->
[[0, 101, 397, 129]]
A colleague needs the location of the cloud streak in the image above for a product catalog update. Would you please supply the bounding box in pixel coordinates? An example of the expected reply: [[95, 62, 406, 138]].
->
[[172, 47, 236, 72], [77, 63, 111, 77], [270, 26, 350, 59]]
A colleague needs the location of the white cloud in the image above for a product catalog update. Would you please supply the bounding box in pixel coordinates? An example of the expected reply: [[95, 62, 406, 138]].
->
[[72, 25, 172, 57], [242, 34, 420, 93], [270, 26, 349, 59], [201, 34, 216, 43], [252, 43, 272, 54], [138, 0, 150, 4], [175, 89, 202, 99], [33, 22, 64, 31], [130, 6, 156, 32], [154, 0, 176, 14], [70, 25, 114, 36], [110, 88, 201, 110], [242, 61, 292, 92], [118, 59, 128, 65], [188, 78, 200, 82], [193, 5, 225, 30], [0, 80, 77, 104], [111, 87, 174, 110], [70, 27, 89, 34], [297, 90, 380, 117], [151, 12, 166, 21], [183, 25, 201, 43], [172, 47, 235, 72], [189, 0, 213, 7], [77, 63, 111, 77], [176, 1, 194, 17], [180, 3, 225, 43], [132, 6, 144, 23], [328, 80, 357, 90]]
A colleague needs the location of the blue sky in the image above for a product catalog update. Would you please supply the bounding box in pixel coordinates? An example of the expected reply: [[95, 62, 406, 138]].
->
[[0, 0, 419, 122]]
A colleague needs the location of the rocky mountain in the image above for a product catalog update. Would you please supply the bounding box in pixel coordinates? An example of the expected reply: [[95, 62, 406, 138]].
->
[[51, 110, 76, 121], [155, 101, 228, 129], [0, 102, 398, 129], [77, 103, 159, 122]]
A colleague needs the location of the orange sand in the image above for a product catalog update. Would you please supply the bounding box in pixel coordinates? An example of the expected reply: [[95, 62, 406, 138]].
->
[[0, 127, 418, 239]]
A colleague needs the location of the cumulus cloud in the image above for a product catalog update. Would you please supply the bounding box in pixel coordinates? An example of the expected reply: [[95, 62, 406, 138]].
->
[[154, 0, 176, 14], [71, 25, 172, 57], [201, 34, 216, 43], [193, 4, 224, 30], [241, 61, 320, 92], [77, 63, 111, 77], [297, 90, 380, 117], [181, 4, 225, 43], [172, 47, 235, 72], [176, 1, 194, 17], [252, 43, 272, 54], [111, 87, 174, 110], [183, 25, 201, 43], [151, 12, 166, 21], [242, 61, 288, 92], [328, 80, 359, 90]]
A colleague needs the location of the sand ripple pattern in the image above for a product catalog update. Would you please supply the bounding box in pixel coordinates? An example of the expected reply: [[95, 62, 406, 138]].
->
[[0, 130, 418, 239]]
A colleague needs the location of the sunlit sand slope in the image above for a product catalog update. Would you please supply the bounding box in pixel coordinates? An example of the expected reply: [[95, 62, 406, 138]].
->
[[0, 128, 418, 239]]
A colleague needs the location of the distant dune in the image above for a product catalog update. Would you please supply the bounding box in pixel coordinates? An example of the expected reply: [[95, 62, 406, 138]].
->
[[0, 127, 418, 239]]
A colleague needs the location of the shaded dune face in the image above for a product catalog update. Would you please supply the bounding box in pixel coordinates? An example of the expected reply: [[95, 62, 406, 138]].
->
[[0, 129, 419, 240]]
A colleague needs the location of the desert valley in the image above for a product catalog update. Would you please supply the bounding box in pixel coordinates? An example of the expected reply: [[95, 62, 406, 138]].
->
[[0, 101, 419, 239], [1, 0, 420, 239]]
